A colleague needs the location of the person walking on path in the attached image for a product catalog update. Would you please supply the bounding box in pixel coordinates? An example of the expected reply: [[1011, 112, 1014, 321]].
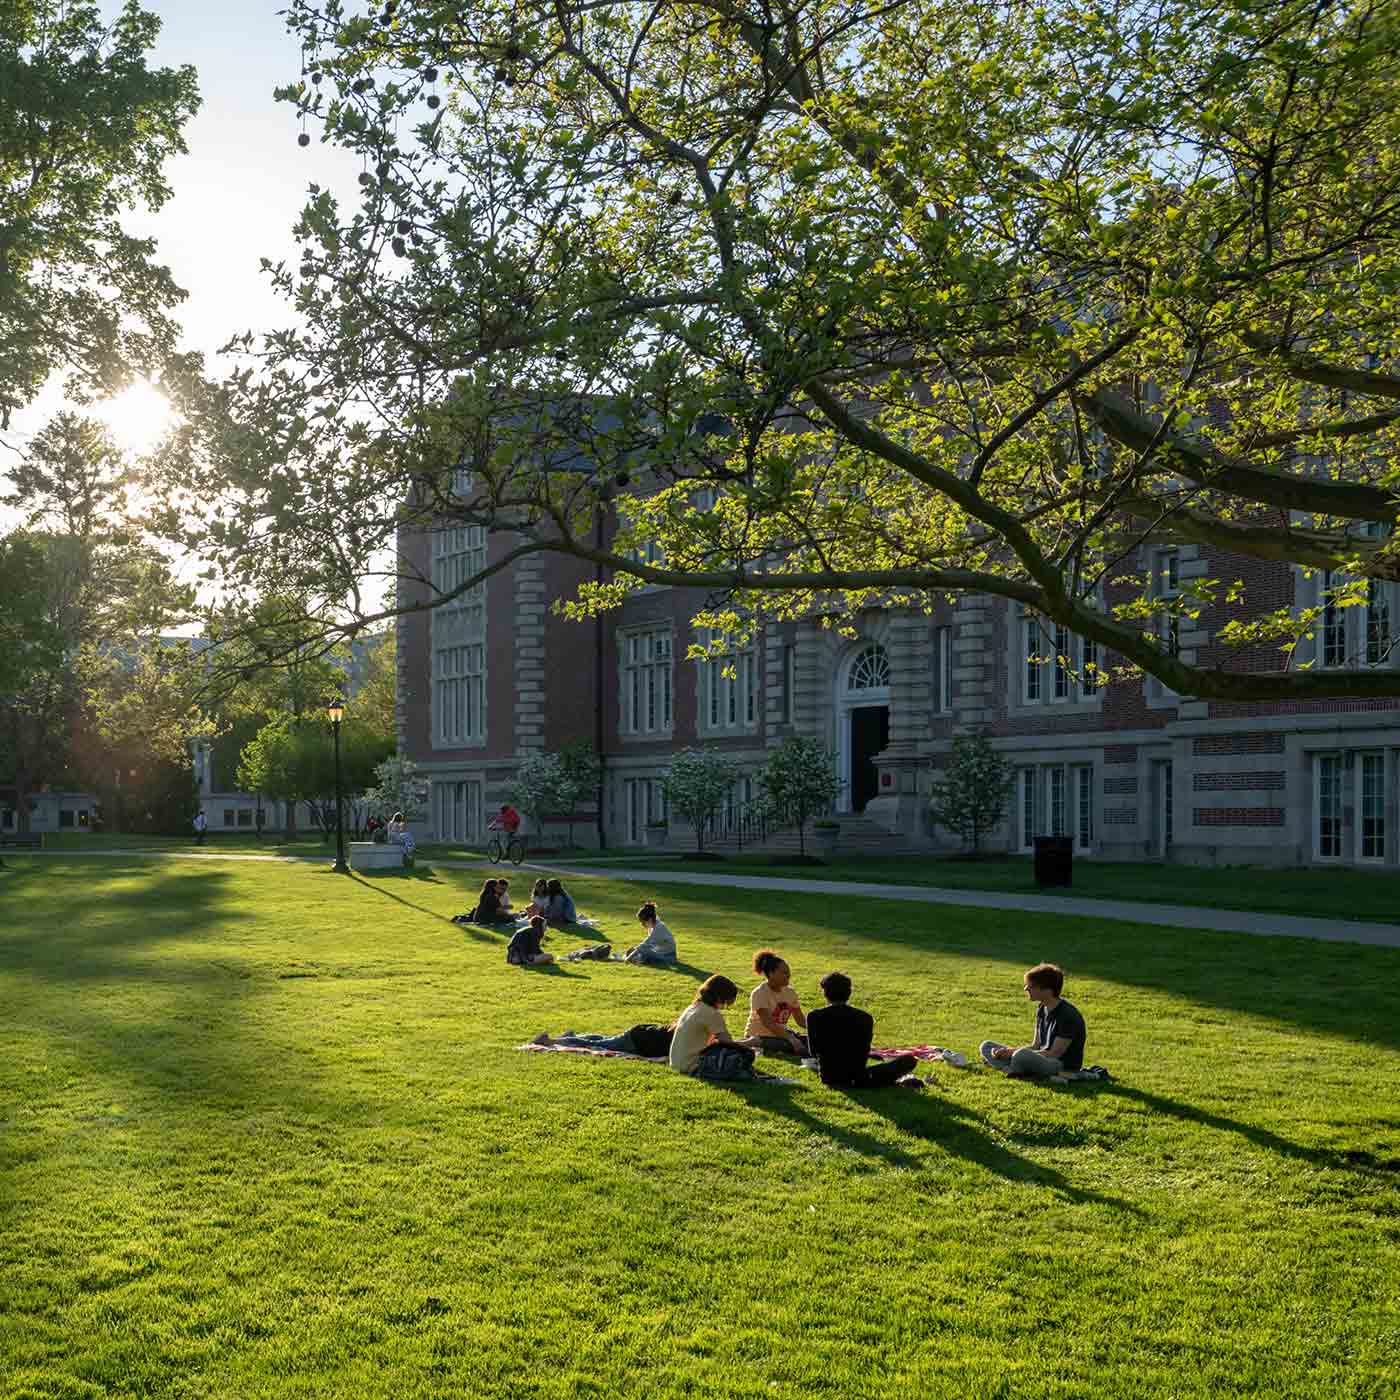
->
[[805, 972, 922, 1089], [193, 811, 207, 846], [980, 962, 1087, 1078]]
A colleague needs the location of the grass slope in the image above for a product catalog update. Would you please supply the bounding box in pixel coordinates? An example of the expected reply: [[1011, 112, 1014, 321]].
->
[[1, 857, 1397, 1400]]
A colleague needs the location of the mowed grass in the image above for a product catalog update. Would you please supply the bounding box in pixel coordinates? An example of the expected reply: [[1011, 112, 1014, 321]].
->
[[1, 858, 1398, 1400]]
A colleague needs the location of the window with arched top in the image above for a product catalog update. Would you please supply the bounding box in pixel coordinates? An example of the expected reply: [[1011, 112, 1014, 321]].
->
[[846, 644, 890, 692]]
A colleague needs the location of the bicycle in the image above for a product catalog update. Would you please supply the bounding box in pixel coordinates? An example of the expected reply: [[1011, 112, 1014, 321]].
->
[[487, 831, 526, 865]]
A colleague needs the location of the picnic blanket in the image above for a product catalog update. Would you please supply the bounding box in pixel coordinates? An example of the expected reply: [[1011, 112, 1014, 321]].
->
[[869, 1045, 970, 1066], [516, 1041, 798, 1084]]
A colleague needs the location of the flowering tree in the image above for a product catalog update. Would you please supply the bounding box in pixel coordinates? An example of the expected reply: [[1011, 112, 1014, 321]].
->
[[929, 735, 1015, 855], [505, 751, 565, 833], [757, 737, 841, 859], [553, 740, 601, 847], [362, 755, 429, 824], [661, 748, 739, 854]]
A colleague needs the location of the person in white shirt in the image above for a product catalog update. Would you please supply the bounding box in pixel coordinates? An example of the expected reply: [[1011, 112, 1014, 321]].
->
[[624, 900, 678, 965]]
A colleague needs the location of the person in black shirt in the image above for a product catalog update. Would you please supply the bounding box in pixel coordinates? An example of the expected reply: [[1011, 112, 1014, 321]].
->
[[980, 962, 1087, 1077], [806, 972, 922, 1089]]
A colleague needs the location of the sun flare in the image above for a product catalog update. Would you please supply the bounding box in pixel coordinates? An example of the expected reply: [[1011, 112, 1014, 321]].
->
[[95, 381, 176, 456]]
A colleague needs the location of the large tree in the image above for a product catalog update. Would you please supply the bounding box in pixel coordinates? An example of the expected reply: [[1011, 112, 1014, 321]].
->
[[0, 414, 196, 829], [0, 0, 199, 426], [162, 0, 1400, 700]]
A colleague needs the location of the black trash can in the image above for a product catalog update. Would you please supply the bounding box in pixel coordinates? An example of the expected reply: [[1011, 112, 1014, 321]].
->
[[1033, 835, 1073, 888]]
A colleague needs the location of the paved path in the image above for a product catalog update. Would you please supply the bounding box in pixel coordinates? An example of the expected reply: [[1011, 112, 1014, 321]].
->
[[9, 848, 1400, 949]]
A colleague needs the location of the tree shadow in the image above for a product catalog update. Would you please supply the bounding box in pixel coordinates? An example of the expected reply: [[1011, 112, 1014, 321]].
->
[[347, 872, 495, 943], [547, 878, 1400, 1050], [1100, 1082, 1400, 1179]]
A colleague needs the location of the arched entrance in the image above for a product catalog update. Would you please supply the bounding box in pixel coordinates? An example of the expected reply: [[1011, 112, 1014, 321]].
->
[[836, 643, 890, 813]]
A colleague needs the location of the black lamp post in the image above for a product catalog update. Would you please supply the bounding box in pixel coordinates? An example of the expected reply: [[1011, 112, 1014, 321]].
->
[[328, 698, 350, 874]]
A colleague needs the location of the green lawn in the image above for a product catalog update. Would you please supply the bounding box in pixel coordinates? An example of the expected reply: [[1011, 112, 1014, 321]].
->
[[2, 856, 1397, 1399], [565, 850, 1400, 925]]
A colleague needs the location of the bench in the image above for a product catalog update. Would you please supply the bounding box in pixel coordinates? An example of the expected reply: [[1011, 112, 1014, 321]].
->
[[0, 835, 43, 850], [349, 841, 404, 871]]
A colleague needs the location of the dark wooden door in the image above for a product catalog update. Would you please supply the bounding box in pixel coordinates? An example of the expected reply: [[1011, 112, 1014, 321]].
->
[[850, 705, 889, 813]]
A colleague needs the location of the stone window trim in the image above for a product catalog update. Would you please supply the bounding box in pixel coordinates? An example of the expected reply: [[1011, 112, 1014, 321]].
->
[[696, 627, 760, 736], [617, 624, 675, 739], [1005, 602, 1104, 717], [1294, 564, 1400, 675]]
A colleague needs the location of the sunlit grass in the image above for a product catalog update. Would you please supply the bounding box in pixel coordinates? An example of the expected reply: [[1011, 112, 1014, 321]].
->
[[1, 856, 1397, 1398]]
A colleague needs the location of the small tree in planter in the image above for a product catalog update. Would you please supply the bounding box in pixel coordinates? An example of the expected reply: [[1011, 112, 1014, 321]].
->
[[757, 736, 842, 859], [554, 740, 602, 848], [505, 751, 565, 839], [929, 733, 1015, 856], [661, 747, 739, 855], [361, 755, 430, 826]]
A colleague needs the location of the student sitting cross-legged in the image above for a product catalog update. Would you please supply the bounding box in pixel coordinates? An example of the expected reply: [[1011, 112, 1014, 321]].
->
[[669, 976, 763, 1081], [623, 900, 677, 966], [506, 915, 555, 967], [805, 972, 922, 1090], [745, 949, 808, 1056], [980, 962, 1087, 1078]]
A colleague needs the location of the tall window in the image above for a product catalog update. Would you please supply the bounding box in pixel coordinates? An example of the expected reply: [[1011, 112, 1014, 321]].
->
[[435, 644, 485, 744], [699, 629, 757, 733], [433, 526, 487, 618], [933, 626, 952, 714], [1321, 571, 1347, 668], [1019, 769, 1039, 849], [1017, 607, 1099, 707], [1155, 550, 1181, 658], [1047, 765, 1067, 836], [1366, 579, 1392, 666], [621, 629, 673, 735], [1360, 752, 1386, 861], [781, 643, 796, 723], [625, 777, 668, 842], [1075, 765, 1094, 851], [434, 779, 481, 844], [1316, 754, 1344, 859]]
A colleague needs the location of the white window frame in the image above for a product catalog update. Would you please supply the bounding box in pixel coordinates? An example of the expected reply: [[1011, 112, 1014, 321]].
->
[[434, 778, 482, 844], [1314, 753, 1345, 861], [933, 626, 952, 715], [624, 776, 668, 842], [1075, 764, 1094, 853], [1013, 606, 1101, 711], [698, 628, 759, 735], [435, 642, 486, 746], [619, 627, 674, 737], [1018, 768, 1039, 851], [1358, 751, 1386, 863]]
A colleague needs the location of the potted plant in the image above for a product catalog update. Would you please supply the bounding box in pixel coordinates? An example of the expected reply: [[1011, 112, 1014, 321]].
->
[[811, 819, 840, 858], [643, 820, 669, 850]]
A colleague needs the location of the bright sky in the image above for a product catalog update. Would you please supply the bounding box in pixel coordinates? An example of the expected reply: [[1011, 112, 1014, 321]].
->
[[5, 0, 361, 455]]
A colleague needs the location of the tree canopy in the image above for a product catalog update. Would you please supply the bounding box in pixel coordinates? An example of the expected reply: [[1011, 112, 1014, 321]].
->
[[0, 1, 199, 426], [162, 0, 1400, 700]]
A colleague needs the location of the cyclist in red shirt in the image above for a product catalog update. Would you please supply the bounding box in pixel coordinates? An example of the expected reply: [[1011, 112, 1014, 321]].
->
[[491, 804, 521, 835]]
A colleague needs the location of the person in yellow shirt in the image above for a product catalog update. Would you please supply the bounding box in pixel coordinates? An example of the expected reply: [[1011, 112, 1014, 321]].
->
[[669, 976, 763, 1080]]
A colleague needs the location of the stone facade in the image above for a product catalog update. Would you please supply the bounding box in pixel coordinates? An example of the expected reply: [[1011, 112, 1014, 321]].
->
[[396, 512, 1400, 866]]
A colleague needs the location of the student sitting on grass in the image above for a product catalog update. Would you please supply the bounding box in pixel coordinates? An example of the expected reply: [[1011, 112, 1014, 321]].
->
[[472, 879, 509, 924], [745, 950, 808, 1056], [543, 878, 578, 926], [980, 962, 1087, 1078], [507, 915, 555, 967], [623, 901, 677, 966], [496, 877, 514, 916], [531, 1023, 674, 1056], [524, 878, 550, 917], [669, 976, 763, 1081], [805, 972, 923, 1090]]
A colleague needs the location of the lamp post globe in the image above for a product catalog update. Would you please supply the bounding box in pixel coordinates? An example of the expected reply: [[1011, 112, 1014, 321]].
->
[[328, 699, 350, 874]]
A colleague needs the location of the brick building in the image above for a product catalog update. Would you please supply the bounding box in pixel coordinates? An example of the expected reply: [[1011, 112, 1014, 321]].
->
[[397, 510, 1400, 866]]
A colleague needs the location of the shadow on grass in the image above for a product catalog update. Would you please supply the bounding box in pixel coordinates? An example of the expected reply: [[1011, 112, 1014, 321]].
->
[[1102, 1083, 1400, 1179], [348, 872, 496, 944], [547, 878, 1400, 1051]]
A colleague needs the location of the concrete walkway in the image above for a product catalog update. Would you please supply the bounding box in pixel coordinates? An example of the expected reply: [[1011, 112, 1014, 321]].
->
[[9, 847, 1400, 949]]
